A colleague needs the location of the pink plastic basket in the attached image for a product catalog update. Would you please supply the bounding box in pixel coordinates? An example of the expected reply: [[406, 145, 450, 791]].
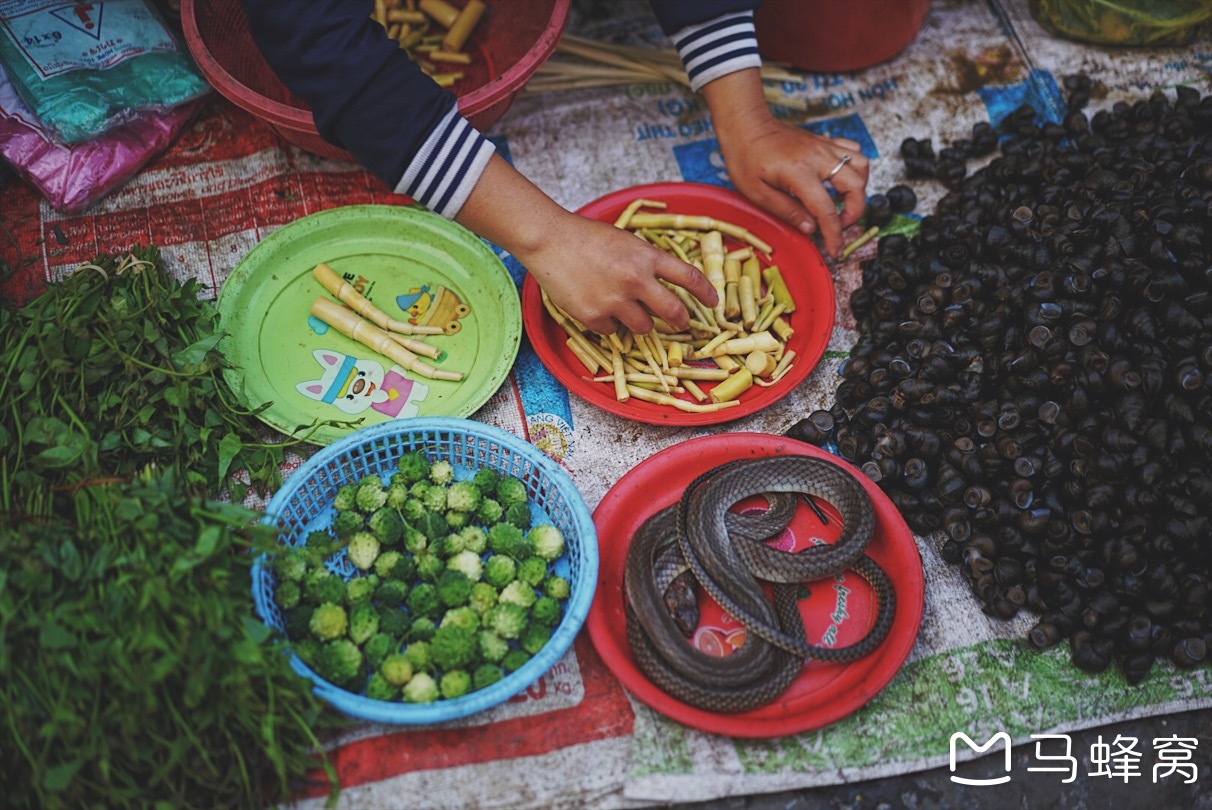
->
[[181, 0, 568, 162]]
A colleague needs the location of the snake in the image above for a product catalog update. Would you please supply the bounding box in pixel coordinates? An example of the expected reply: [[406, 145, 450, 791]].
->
[[624, 456, 897, 713]]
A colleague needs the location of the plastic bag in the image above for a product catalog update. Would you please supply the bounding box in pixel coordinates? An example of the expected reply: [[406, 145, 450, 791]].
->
[[1029, 0, 1212, 47], [0, 61, 201, 212], [0, 0, 209, 144]]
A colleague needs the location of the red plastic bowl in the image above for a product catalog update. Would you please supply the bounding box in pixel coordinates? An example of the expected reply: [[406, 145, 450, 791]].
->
[[181, 0, 569, 162], [755, 0, 931, 73]]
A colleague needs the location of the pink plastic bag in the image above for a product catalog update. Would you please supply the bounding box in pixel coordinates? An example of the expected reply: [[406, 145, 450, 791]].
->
[[0, 62, 201, 213]]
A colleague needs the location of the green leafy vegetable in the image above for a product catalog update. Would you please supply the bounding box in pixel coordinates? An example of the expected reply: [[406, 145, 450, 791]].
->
[[0, 470, 346, 809]]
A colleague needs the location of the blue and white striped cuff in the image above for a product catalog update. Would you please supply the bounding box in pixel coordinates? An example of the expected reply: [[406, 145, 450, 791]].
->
[[394, 108, 496, 219], [671, 11, 762, 93]]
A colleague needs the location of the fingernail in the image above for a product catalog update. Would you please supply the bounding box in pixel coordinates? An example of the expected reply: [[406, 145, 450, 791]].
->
[[798, 221, 814, 235]]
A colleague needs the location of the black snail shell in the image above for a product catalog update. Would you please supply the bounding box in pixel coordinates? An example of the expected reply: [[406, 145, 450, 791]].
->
[[791, 77, 1212, 685]]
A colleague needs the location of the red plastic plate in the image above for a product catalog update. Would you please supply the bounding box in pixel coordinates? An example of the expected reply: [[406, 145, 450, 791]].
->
[[586, 433, 924, 738], [520, 182, 836, 426]]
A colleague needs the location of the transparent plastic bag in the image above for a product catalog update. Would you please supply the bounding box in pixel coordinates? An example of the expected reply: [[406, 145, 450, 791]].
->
[[0, 0, 209, 144], [1029, 0, 1212, 47]]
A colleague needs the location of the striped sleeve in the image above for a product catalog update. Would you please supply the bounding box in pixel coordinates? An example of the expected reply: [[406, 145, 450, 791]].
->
[[240, 1, 493, 220], [395, 109, 496, 219], [670, 10, 763, 92]]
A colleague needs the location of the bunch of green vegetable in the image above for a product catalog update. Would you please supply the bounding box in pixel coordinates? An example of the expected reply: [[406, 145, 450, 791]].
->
[[276, 450, 572, 703], [0, 248, 348, 809], [0, 246, 335, 507], [0, 469, 344, 809]]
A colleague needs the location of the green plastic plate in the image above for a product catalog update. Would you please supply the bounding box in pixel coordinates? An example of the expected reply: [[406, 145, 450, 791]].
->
[[217, 205, 521, 445]]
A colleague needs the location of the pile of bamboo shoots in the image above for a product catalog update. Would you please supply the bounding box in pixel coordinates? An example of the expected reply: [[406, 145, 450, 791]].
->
[[540, 200, 798, 415], [524, 34, 810, 111], [308, 263, 465, 382], [373, 0, 485, 87]]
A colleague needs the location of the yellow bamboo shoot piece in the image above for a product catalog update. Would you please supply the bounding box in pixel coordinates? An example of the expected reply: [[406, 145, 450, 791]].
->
[[388, 8, 426, 23], [726, 247, 753, 262], [373, 0, 388, 25], [626, 213, 773, 254], [723, 256, 741, 320], [752, 298, 775, 333], [682, 379, 708, 402], [566, 338, 600, 373], [312, 263, 443, 335], [753, 302, 787, 334], [428, 50, 472, 64], [443, 0, 485, 52], [630, 382, 685, 393], [419, 0, 459, 27], [755, 350, 797, 386], [610, 344, 629, 402], [668, 366, 730, 381], [707, 331, 779, 357], [698, 329, 737, 358], [772, 315, 795, 342], [626, 384, 741, 413], [745, 350, 777, 377], [634, 334, 669, 392], [713, 354, 740, 372], [591, 372, 678, 386], [666, 340, 684, 368], [614, 198, 666, 229], [841, 225, 880, 259], [386, 331, 441, 359], [761, 265, 796, 313], [772, 348, 796, 379], [741, 255, 761, 291], [738, 274, 757, 329], [709, 367, 753, 403], [311, 298, 463, 381], [700, 230, 726, 321], [648, 332, 669, 369], [560, 319, 611, 368]]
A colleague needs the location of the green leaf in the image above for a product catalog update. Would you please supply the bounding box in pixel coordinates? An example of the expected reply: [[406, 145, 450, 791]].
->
[[57, 541, 83, 581], [218, 432, 243, 484], [42, 759, 84, 792], [164, 384, 190, 408], [24, 415, 68, 446], [172, 333, 224, 367], [40, 622, 77, 650], [31, 433, 89, 469], [195, 526, 221, 557]]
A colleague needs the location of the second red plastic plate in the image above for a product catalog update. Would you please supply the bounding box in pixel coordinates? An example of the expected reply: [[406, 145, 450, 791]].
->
[[586, 433, 924, 738]]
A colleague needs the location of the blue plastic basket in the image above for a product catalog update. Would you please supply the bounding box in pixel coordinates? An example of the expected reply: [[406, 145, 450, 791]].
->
[[251, 418, 598, 724]]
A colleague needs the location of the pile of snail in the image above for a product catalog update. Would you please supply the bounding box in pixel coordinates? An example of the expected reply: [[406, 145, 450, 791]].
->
[[790, 75, 1212, 684]]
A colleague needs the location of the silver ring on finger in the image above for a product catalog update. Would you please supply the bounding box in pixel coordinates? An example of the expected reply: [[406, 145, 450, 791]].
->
[[826, 154, 852, 180]]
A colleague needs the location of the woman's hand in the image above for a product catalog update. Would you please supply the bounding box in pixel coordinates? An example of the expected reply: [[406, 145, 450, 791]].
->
[[701, 68, 870, 257], [455, 155, 717, 335], [517, 213, 718, 336]]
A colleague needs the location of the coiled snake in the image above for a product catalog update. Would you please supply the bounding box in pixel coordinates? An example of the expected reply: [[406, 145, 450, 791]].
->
[[624, 456, 896, 713]]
